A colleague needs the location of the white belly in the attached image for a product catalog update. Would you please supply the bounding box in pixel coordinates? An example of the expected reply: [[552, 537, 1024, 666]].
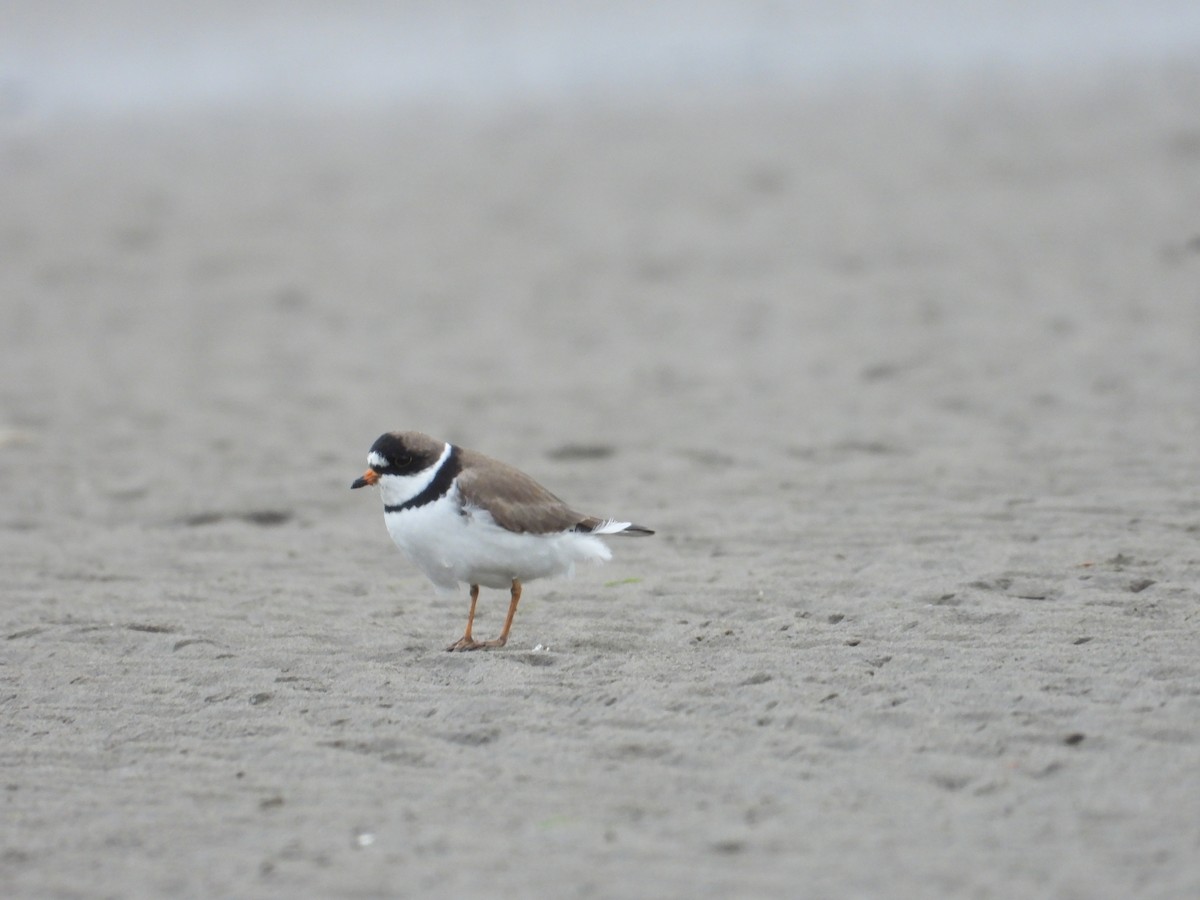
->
[[382, 490, 613, 590]]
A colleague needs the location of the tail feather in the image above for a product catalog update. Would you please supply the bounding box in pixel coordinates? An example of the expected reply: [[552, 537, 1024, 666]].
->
[[619, 523, 655, 536], [579, 518, 655, 536]]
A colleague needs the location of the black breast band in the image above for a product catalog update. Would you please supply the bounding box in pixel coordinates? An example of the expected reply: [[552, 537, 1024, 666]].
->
[[384, 445, 462, 514]]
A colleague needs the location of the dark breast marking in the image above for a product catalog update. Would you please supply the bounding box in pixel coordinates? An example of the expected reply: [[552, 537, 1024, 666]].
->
[[384, 446, 463, 514]]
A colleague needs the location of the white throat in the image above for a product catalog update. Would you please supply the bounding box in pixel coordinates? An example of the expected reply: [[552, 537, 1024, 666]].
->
[[377, 441, 452, 508]]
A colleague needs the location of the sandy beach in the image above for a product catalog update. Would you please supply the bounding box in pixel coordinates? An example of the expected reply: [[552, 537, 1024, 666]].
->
[[2, 14, 1200, 897]]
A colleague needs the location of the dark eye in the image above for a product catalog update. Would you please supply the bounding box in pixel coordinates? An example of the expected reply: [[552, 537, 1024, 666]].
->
[[382, 454, 413, 472]]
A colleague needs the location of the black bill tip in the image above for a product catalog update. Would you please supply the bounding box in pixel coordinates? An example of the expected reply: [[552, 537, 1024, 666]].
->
[[351, 469, 379, 490]]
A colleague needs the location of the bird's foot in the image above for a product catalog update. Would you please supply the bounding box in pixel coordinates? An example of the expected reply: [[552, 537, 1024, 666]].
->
[[445, 635, 507, 652]]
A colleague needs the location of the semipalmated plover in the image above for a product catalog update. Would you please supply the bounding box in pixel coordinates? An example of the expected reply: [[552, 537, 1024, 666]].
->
[[352, 431, 653, 651]]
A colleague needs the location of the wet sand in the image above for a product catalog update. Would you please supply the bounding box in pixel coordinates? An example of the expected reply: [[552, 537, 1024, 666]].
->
[[3, 64, 1200, 897]]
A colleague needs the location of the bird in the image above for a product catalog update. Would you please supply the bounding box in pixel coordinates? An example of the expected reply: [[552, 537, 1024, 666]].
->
[[351, 431, 654, 651]]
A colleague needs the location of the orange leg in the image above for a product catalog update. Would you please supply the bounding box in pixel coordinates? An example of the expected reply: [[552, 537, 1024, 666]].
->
[[445, 584, 482, 652], [478, 578, 522, 649], [445, 579, 524, 651]]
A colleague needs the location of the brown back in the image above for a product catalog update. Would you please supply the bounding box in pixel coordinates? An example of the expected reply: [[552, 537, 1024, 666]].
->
[[455, 449, 590, 534]]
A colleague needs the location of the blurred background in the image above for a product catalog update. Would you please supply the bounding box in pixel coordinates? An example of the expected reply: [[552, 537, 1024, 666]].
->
[[2, 2, 1198, 517], [3, 1, 1200, 114]]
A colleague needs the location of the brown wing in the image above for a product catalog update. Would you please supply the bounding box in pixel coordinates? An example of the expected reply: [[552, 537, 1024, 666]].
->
[[455, 449, 590, 534]]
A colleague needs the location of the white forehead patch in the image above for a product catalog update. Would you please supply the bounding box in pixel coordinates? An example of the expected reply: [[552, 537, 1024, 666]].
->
[[368, 451, 389, 470]]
